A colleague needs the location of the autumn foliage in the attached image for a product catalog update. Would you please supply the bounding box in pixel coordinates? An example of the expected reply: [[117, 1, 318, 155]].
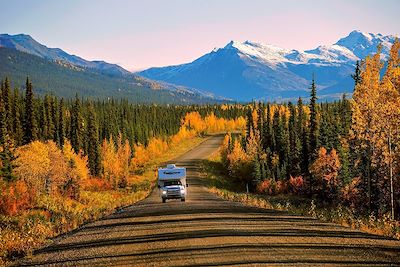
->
[[310, 147, 341, 198], [217, 41, 400, 224]]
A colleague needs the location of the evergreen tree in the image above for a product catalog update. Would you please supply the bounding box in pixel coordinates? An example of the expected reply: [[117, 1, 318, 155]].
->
[[351, 60, 362, 87], [262, 103, 272, 150], [0, 87, 6, 145], [70, 95, 83, 153], [2, 78, 12, 131], [51, 96, 59, 144], [309, 76, 319, 160], [0, 134, 18, 182], [288, 102, 301, 176], [23, 77, 37, 144], [86, 103, 101, 176], [44, 94, 55, 140], [0, 92, 17, 182], [11, 89, 23, 146], [297, 98, 309, 175], [58, 98, 65, 147]]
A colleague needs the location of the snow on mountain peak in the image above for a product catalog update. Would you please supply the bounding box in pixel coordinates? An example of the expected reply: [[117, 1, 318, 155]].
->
[[217, 31, 396, 68], [336, 30, 396, 59]]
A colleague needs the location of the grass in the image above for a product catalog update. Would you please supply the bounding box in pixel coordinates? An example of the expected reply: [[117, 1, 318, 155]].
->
[[0, 135, 206, 266], [201, 151, 400, 241]]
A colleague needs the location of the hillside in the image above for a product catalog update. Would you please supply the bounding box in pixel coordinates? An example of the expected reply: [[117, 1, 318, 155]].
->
[[0, 47, 223, 104], [0, 33, 130, 77]]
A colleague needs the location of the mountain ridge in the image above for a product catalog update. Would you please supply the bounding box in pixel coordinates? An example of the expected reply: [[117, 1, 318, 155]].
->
[[0, 34, 225, 103], [0, 33, 131, 77], [139, 30, 397, 101]]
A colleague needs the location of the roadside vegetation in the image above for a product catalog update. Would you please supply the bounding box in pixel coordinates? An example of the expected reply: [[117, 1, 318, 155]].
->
[[0, 83, 246, 265], [205, 40, 400, 240]]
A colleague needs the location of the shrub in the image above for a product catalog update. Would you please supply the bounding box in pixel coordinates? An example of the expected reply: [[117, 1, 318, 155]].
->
[[289, 175, 304, 194], [81, 178, 112, 191]]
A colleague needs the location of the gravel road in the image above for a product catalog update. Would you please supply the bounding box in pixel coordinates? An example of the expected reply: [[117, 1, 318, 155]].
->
[[20, 135, 400, 266]]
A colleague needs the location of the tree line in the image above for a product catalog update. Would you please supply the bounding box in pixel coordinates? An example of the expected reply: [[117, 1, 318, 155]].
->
[[0, 78, 246, 179]]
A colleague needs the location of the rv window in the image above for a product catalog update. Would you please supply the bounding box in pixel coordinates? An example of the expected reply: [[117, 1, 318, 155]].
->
[[164, 180, 182, 186]]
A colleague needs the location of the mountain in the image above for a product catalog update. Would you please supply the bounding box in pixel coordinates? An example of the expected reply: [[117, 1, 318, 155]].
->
[[0, 34, 130, 77], [139, 31, 397, 101], [0, 34, 225, 104]]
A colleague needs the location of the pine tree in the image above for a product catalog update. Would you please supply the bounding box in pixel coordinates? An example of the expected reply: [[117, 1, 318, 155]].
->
[[70, 95, 83, 153], [11, 88, 23, 146], [44, 94, 55, 140], [297, 98, 309, 175], [351, 60, 362, 87], [288, 102, 301, 176], [51, 96, 59, 144], [0, 87, 6, 145], [86, 103, 101, 176], [2, 78, 12, 131], [0, 134, 18, 182], [23, 77, 37, 144], [309, 76, 319, 160], [262, 103, 272, 150], [0, 92, 17, 182], [58, 98, 65, 147]]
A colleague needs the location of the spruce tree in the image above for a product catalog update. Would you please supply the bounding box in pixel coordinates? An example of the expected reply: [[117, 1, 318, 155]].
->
[[0, 93, 17, 182], [70, 94, 83, 153], [297, 98, 309, 175], [58, 98, 65, 147], [309, 76, 319, 160], [11, 89, 23, 146], [0, 135, 18, 182], [0, 86, 6, 145], [86, 103, 101, 176], [23, 77, 37, 144], [351, 60, 362, 87], [2, 78, 12, 131], [262, 103, 272, 150], [288, 102, 301, 176], [50, 96, 58, 143]]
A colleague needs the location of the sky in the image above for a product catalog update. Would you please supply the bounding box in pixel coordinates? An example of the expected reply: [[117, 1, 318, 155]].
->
[[1, 0, 399, 71]]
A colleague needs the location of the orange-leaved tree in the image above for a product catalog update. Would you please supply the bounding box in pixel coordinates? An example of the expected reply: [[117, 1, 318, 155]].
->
[[310, 147, 341, 199]]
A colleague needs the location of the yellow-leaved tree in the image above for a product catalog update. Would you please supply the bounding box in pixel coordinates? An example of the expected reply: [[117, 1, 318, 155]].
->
[[351, 40, 400, 218]]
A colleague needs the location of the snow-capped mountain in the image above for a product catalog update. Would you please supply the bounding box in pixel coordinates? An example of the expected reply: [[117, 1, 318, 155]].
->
[[139, 31, 397, 101]]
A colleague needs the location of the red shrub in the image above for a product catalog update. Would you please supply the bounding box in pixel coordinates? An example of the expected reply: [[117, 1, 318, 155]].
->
[[341, 177, 362, 209], [0, 180, 32, 216], [289, 175, 304, 194], [82, 178, 112, 191], [275, 180, 288, 194], [257, 179, 273, 194]]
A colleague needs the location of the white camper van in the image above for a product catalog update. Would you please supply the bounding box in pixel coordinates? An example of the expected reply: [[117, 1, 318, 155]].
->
[[158, 164, 187, 203]]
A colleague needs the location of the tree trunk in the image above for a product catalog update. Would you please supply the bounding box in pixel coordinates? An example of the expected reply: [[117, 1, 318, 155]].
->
[[389, 135, 394, 220]]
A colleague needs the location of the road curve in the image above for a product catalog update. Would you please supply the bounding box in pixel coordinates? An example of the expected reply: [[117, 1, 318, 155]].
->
[[20, 135, 400, 266]]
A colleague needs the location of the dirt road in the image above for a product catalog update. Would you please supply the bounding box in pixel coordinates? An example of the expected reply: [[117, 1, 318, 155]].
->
[[20, 135, 400, 266]]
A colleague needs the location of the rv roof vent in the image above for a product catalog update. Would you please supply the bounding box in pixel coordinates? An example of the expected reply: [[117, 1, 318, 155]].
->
[[167, 164, 176, 169]]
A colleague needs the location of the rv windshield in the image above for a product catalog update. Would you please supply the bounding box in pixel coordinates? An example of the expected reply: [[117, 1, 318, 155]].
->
[[164, 180, 182, 186]]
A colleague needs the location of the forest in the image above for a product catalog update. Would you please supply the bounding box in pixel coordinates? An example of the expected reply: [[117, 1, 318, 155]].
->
[[0, 80, 245, 263], [220, 40, 400, 222]]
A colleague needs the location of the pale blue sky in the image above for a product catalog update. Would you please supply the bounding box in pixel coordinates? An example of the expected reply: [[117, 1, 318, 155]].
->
[[1, 0, 399, 70]]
